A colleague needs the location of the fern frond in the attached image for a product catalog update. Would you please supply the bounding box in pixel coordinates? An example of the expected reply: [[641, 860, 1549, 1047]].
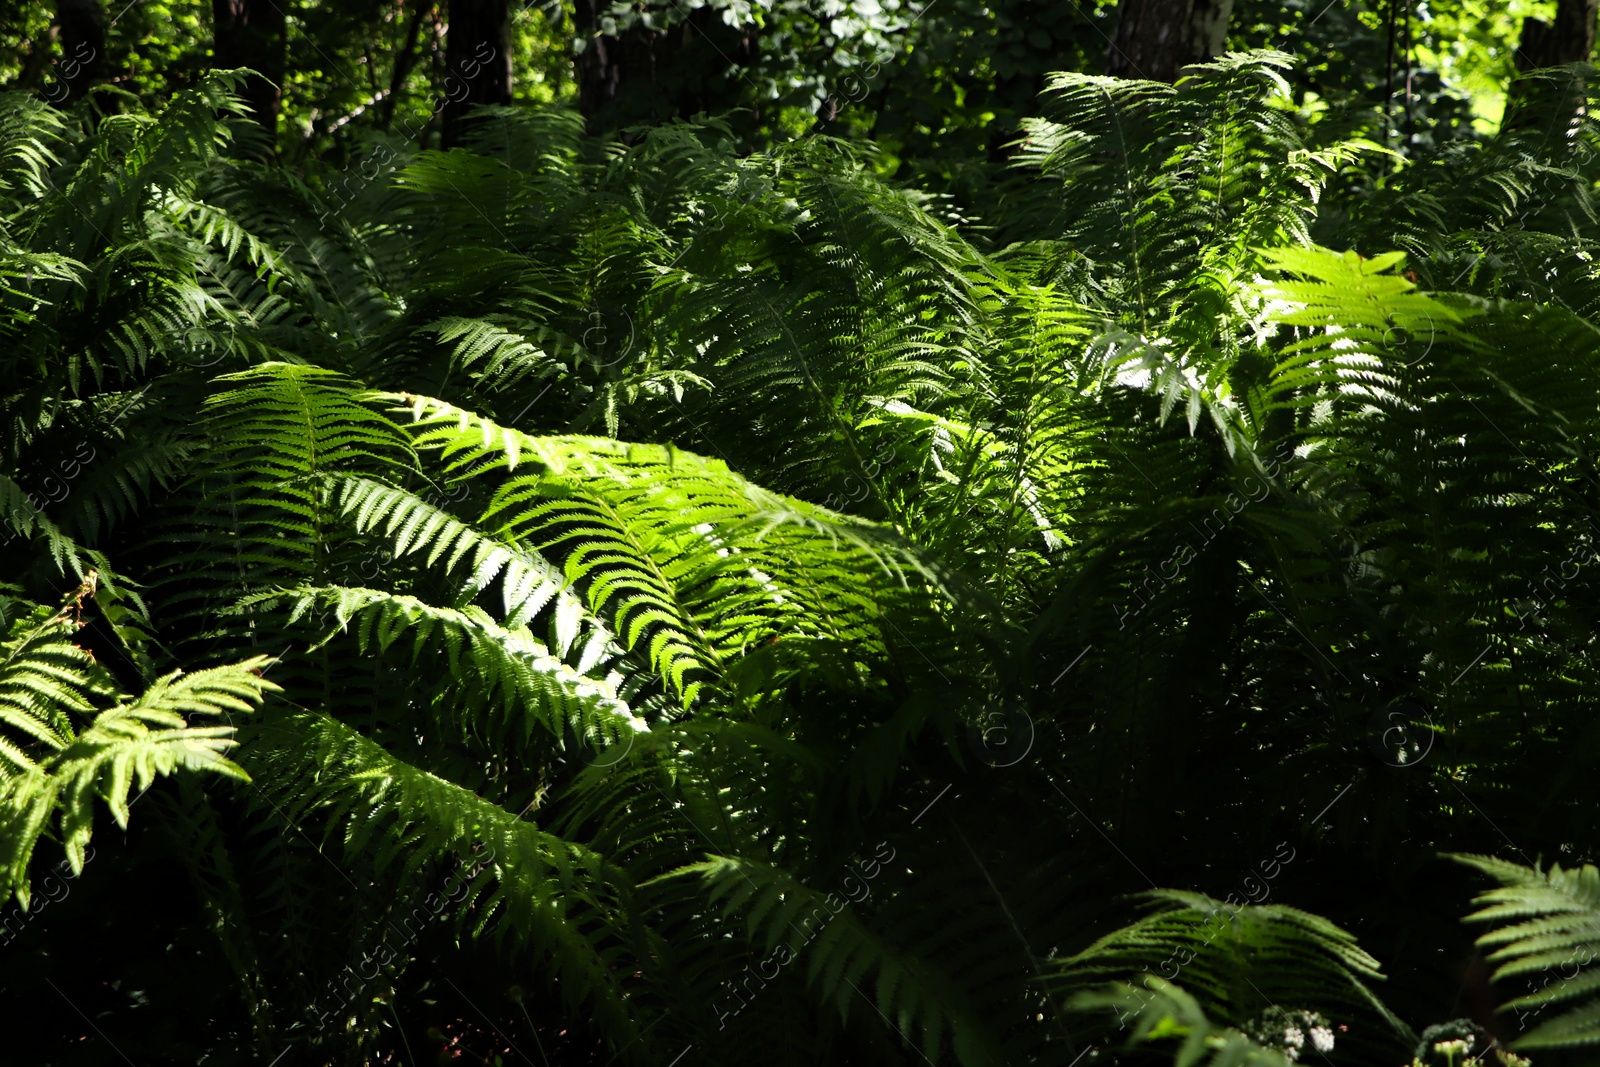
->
[[1050, 889, 1411, 1052], [425, 315, 569, 396], [1067, 977, 1298, 1067], [234, 584, 645, 749], [1454, 853, 1600, 1049], [329, 473, 604, 651], [243, 708, 641, 1044], [384, 393, 941, 706], [0, 643, 276, 910], [670, 853, 1004, 1067]]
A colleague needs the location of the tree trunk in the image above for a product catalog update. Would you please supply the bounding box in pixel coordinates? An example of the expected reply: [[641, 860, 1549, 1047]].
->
[[1503, 0, 1598, 135], [1106, 0, 1234, 82], [1514, 0, 1598, 71], [13, 27, 60, 94], [212, 0, 288, 138], [53, 0, 106, 104], [571, 0, 629, 123], [571, 0, 759, 135], [441, 0, 511, 148], [378, 0, 430, 131]]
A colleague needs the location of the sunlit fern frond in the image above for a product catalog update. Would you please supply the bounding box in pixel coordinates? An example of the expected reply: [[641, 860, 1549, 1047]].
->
[[0, 577, 276, 908]]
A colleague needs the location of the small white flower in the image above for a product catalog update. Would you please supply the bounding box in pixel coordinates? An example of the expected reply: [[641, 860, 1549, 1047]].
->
[[1283, 1026, 1305, 1048], [1309, 1026, 1335, 1052]]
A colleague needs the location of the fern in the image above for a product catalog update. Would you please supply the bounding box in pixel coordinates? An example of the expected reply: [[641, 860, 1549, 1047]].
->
[[386, 392, 943, 705], [1067, 978, 1303, 1066], [0, 576, 277, 909], [234, 584, 645, 749], [1050, 890, 1411, 1056], [242, 707, 642, 1041], [5, 49, 1600, 1064], [1454, 854, 1600, 1051], [666, 853, 1005, 1067]]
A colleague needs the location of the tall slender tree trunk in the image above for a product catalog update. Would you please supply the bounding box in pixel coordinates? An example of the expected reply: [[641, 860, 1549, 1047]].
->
[[378, 0, 430, 131], [571, 0, 627, 121], [1514, 0, 1598, 71], [212, 0, 288, 138], [1503, 0, 1598, 134], [13, 28, 58, 93], [15, 0, 106, 103], [441, 0, 511, 148], [571, 0, 759, 134], [54, 0, 106, 104], [1106, 0, 1234, 82]]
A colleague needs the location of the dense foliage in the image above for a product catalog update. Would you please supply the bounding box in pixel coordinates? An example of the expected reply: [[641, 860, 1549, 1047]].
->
[[5, 1, 1600, 1065]]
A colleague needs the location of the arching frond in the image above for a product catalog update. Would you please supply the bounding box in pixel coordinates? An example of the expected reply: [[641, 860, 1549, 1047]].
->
[[235, 584, 645, 749], [1455, 854, 1600, 1051], [0, 578, 276, 909], [1049, 890, 1411, 1057], [242, 708, 641, 1042]]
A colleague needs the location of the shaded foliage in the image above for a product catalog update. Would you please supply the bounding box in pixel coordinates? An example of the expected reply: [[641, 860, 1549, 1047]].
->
[[0, 39, 1598, 1067]]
